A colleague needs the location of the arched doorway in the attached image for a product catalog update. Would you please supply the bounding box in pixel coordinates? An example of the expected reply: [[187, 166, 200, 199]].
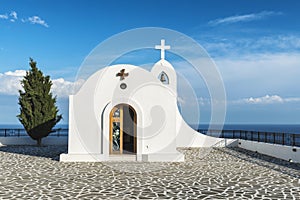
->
[[109, 104, 137, 154]]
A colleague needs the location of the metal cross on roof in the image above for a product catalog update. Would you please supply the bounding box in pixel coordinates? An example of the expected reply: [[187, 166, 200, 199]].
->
[[116, 69, 129, 80], [155, 39, 171, 60]]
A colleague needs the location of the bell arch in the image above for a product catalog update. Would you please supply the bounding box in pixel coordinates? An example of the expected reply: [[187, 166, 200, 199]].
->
[[158, 71, 169, 84]]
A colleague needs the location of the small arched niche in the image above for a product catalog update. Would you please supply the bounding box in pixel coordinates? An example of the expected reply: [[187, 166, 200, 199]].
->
[[158, 71, 169, 84]]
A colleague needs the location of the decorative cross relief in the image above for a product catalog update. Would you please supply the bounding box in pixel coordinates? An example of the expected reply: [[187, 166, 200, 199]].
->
[[155, 39, 171, 60], [116, 69, 129, 80]]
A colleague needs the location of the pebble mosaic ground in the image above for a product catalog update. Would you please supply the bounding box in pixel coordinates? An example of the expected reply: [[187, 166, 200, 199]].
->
[[0, 145, 299, 199]]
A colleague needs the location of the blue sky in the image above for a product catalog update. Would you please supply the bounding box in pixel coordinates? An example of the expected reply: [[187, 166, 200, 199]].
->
[[1, 0, 300, 125]]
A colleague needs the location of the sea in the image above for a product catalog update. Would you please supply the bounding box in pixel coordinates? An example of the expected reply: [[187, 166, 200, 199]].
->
[[192, 124, 300, 134], [1, 124, 300, 134]]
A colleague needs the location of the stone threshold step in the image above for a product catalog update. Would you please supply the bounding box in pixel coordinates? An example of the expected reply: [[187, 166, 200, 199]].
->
[[108, 154, 137, 161]]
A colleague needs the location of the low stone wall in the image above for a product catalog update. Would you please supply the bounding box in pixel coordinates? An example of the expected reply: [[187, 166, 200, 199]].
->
[[211, 139, 239, 147], [238, 140, 300, 163], [0, 136, 68, 146]]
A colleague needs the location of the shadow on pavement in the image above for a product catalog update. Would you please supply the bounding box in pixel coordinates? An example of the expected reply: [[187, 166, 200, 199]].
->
[[216, 147, 300, 179]]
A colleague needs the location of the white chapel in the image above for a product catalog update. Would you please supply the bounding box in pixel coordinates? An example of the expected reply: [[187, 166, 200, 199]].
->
[[60, 40, 223, 162]]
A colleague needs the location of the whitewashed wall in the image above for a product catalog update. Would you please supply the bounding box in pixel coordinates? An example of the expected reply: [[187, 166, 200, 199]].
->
[[238, 140, 300, 163], [63, 64, 185, 162], [61, 63, 231, 162]]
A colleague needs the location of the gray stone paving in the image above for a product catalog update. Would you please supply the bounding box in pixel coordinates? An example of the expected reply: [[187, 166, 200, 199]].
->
[[0, 145, 299, 199]]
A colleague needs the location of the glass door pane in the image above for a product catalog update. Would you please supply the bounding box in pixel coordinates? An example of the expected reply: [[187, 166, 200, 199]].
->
[[110, 104, 136, 154], [112, 122, 121, 152], [123, 105, 135, 153]]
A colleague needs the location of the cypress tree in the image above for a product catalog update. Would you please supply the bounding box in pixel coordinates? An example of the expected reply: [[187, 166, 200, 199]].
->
[[17, 58, 62, 146]]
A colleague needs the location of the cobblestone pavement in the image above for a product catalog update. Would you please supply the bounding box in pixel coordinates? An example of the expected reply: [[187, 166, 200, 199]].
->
[[0, 145, 299, 199]]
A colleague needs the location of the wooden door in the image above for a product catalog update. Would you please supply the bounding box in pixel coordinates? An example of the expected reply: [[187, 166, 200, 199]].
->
[[109, 104, 136, 154]]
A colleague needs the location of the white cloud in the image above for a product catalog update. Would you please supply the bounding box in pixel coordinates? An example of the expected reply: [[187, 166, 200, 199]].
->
[[244, 95, 283, 104], [234, 95, 300, 104], [0, 11, 48, 27], [0, 14, 8, 19], [10, 11, 17, 19], [198, 97, 210, 106], [178, 96, 210, 106], [51, 78, 84, 98], [177, 96, 185, 104], [204, 35, 300, 54], [253, 35, 300, 50], [9, 11, 17, 22], [0, 70, 83, 97], [26, 16, 49, 27], [0, 11, 18, 22], [173, 45, 300, 106], [209, 11, 282, 26], [5, 70, 26, 77], [0, 70, 25, 95], [215, 52, 300, 97], [197, 36, 300, 100]]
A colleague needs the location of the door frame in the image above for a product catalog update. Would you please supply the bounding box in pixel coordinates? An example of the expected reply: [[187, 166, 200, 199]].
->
[[109, 104, 137, 154]]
